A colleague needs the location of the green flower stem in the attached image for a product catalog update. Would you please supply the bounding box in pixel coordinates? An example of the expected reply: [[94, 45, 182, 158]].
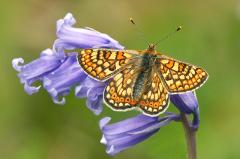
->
[[181, 113, 197, 159]]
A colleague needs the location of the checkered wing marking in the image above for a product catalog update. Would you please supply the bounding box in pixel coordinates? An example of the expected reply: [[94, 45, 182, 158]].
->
[[77, 49, 140, 81], [104, 63, 142, 110], [158, 55, 208, 93], [138, 70, 169, 116]]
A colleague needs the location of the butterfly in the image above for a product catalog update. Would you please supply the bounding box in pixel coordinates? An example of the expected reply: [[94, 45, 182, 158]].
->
[[70, 44, 208, 117]]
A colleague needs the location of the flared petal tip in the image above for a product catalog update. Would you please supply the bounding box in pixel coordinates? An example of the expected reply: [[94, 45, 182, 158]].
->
[[57, 13, 76, 34], [100, 135, 107, 144], [44, 80, 66, 105], [49, 89, 66, 105], [24, 83, 41, 95], [12, 58, 24, 71], [106, 145, 115, 156], [52, 95, 66, 105], [12, 58, 42, 95], [99, 117, 111, 129], [87, 104, 102, 115], [40, 48, 55, 57]]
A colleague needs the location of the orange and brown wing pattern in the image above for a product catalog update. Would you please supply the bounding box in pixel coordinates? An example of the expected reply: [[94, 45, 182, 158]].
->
[[157, 56, 208, 93], [103, 63, 141, 111], [138, 71, 169, 116], [77, 49, 139, 81]]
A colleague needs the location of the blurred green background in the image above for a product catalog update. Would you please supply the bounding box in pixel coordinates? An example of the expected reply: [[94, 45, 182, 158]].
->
[[1, 0, 240, 158]]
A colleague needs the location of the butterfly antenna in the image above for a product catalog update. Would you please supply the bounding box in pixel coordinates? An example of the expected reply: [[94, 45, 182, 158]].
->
[[130, 17, 150, 45], [154, 26, 182, 47]]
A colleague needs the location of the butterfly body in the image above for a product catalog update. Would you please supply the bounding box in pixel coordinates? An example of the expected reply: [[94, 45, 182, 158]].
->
[[133, 53, 151, 95], [75, 44, 208, 116]]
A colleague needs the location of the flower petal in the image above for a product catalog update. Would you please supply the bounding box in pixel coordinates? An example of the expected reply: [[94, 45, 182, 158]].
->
[[75, 77, 107, 114], [54, 13, 124, 58], [86, 87, 105, 115]]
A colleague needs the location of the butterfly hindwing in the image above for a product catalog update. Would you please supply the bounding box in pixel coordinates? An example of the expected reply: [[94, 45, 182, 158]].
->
[[103, 62, 142, 111], [157, 55, 208, 93], [77, 49, 140, 81], [138, 69, 169, 116]]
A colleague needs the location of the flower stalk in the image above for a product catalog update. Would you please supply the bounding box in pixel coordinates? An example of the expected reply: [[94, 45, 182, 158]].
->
[[181, 113, 197, 159]]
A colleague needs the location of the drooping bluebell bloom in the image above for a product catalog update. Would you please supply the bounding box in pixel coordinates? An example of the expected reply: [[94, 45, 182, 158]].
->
[[12, 49, 62, 95], [100, 113, 180, 156], [12, 13, 201, 155], [12, 13, 124, 114], [100, 91, 199, 155]]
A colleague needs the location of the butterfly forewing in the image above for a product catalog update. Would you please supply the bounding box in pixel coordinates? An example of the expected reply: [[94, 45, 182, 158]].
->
[[138, 68, 169, 116], [157, 55, 208, 93], [77, 49, 140, 81]]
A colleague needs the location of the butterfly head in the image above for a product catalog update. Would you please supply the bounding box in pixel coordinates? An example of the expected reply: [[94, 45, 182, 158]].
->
[[148, 44, 155, 51], [146, 43, 157, 54]]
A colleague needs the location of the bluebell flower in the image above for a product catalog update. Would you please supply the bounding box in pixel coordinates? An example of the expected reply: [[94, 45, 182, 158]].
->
[[100, 113, 180, 156], [12, 49, 62, 95], [12, 13, 124, 114], [100, 91, 199, 155]]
